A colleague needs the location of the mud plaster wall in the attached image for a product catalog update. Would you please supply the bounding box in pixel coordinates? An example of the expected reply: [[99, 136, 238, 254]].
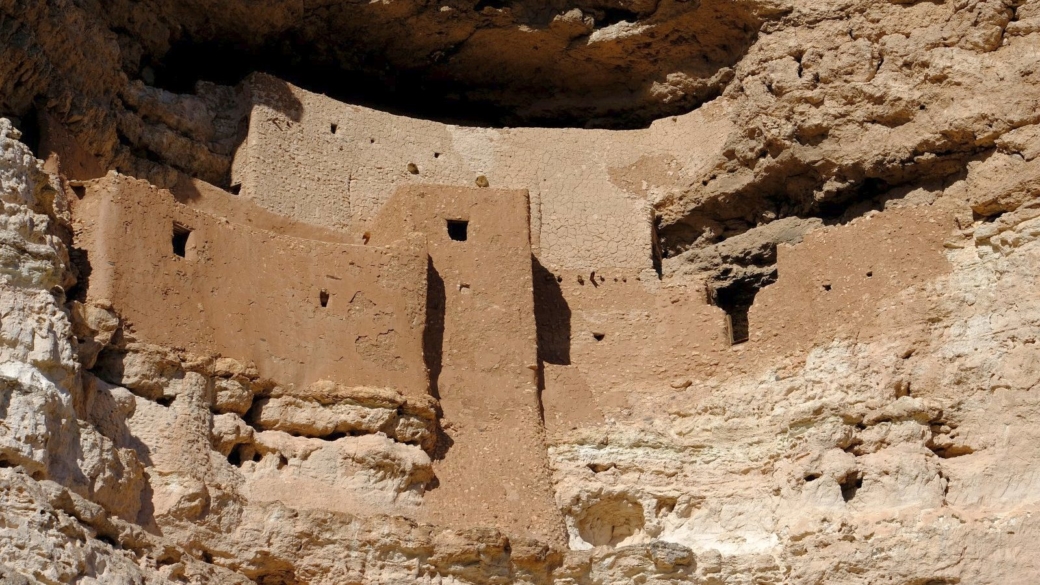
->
[[540, 206, 956, 436], [229, 75, 741, 442], [538, 270, 731, 435], [369, 185, 565, 544], [223, 75, 743, 440], [231, 74, 734, 272], [72, 173, 429, 393], [750, 206, 955, 353]]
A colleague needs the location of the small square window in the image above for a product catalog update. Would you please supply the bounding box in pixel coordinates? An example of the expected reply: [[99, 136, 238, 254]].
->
[[447, 220, 468, 242]]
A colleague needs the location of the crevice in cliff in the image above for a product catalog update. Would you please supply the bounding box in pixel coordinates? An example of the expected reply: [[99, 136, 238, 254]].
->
[[928, 415, 974, 459], [938, 469, 950, 506], [929, 445, 975, 459], [226, 443, 261, 468], [839, 472, 863, 503], [8, 104, 40, 157]]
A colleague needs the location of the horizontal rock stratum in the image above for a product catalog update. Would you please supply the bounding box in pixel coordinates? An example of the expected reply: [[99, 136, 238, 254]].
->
[[2, 0, 1040, 583]]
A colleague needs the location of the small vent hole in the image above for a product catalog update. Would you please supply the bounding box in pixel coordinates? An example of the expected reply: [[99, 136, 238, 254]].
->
[[331, 123, 338, 134], [320, 289, 330, 308], [592, 332, 605, 341], [229, 183, 242, 195], [447, 220, 468, 242], [71, 185, 86, 199]]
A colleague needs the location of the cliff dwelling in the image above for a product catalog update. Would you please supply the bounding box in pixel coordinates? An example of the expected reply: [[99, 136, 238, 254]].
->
[[4, 0, 1040, 583]]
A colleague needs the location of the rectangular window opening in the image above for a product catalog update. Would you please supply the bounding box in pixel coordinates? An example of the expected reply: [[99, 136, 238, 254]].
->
[[172, 223, 193, 258], [711, 281, 760, 346], [726, 308, 750, 345], [447, 219, 468, 242]]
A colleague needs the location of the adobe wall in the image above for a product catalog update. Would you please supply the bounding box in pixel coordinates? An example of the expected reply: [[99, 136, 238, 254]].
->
[[749, 205, 955, 353], [368, 184, 565, 544], [218, 75, 955, 453], [548, 208, 954, 424], [537, 270, 730, 435], [539, 204, 958, 433], [229, 75, 739, 442], [72, 173, 429, 394], [230, 73, 733, 272]]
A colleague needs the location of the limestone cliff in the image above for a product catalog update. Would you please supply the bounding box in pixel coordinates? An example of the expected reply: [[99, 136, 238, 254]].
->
[[2, 0, 1040, 583]]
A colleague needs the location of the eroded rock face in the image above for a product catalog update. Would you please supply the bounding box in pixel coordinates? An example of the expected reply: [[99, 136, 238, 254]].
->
[[2, 0, 1040, 583], [656, 0, 1040, 257], [2, 0, 769, 129]]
